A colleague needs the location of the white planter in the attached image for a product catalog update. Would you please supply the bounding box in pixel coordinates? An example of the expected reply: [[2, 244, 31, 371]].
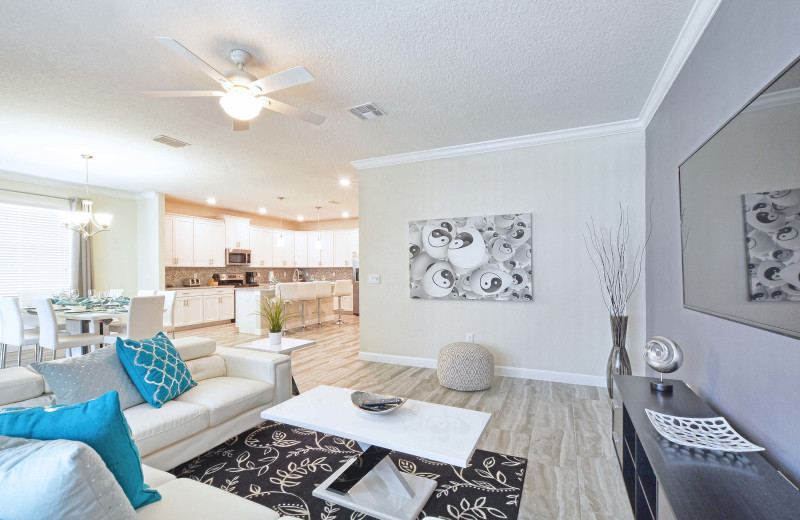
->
[[269, 332, 282, 345]]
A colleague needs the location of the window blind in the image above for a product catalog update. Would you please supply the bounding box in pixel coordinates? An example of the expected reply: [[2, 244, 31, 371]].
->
[[0, 202, 72, 299]]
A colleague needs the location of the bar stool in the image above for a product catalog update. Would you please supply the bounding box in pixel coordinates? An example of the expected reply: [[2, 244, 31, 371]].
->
[[332, 280, 353, 325], [314, 281, 332, 328], [296, 283, 318, 331], [276, 283, 299, 335]]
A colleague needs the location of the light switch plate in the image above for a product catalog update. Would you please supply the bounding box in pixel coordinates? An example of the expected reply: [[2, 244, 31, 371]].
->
[[368, 274, 381, 284]]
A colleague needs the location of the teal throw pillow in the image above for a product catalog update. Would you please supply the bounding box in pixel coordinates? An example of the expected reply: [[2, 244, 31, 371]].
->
[[115, 332, 196, 408]]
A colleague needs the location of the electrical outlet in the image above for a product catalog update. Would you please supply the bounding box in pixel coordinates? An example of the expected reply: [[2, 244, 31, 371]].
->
[[368, 274, 381, 284], [466, 333, 474, 343]]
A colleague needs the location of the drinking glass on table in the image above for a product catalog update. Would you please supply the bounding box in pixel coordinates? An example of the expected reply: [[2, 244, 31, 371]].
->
[[88, 289, 96, 299], [71, 290, 79, 299]]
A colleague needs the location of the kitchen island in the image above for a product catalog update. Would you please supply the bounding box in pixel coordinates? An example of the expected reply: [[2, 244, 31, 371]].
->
[[235, 283, 336, 334]]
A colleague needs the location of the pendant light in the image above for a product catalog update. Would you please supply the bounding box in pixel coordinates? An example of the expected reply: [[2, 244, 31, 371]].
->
[[277, 196, 285, 247], [315, 206, 322, 249], [60, 155, 112, 239]]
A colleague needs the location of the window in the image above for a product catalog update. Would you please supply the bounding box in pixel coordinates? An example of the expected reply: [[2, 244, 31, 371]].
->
[[0, 202, 72, 299]]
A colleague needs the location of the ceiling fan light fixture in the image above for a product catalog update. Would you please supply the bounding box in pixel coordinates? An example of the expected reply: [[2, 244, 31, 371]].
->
[[219, 86, 262, 120]]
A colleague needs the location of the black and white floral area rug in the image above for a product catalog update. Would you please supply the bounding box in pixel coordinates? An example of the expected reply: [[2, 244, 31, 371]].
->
[[170, 421, 526, 520]]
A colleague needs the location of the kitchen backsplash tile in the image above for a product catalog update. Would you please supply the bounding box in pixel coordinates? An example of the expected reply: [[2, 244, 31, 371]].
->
[[165, 266, 354, 288]]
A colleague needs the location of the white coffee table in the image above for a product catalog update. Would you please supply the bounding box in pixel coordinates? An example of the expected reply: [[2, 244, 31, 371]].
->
[[237, 337, 316, 395], [261, 385, 491, 520]]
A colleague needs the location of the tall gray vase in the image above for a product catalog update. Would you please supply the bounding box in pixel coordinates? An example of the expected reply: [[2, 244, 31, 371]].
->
[[606, 315, 631, 398]]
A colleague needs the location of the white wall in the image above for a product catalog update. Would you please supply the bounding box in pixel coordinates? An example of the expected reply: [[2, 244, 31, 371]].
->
[[137, 193, 165, 291], [359, 131, 646, 385]]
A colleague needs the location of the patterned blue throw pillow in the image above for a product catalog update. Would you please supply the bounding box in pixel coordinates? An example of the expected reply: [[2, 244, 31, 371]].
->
[[115, 332, 196, 408]]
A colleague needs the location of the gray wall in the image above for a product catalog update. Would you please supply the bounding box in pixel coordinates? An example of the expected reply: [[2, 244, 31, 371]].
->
[[646, 0, 800, 482]]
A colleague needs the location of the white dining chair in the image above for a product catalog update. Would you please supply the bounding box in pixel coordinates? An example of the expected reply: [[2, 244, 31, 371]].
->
[[157, 290, 177, 338], [137, 289, 157, 296], [34, 299, 104, 362], [332, 280, 353, 325], [314, 281, 332, 328], [0, 297, 40, 368], [103, 295, 165, 344]]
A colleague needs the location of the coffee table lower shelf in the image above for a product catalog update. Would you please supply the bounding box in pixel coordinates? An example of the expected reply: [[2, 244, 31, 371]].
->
[[313, 448, 436, 520]]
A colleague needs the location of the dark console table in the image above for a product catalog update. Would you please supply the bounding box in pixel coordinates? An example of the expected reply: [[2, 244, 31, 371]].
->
[[612, 375, 800, 520]]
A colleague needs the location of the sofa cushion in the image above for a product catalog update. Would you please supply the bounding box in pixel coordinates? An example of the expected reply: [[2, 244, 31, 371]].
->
[[171, 336, 216, 361], [174, 377, 273, 426], [0, 391, 160, 509], [136, 478, 279, 520], [184, 354, 226, 382], [3, 394, 55, 409], [31, 347, 145, 410], [0, 367, 44, 406], [0, 436, 138, 520], [116, 333, 197, 408], [123, 400, 209, 456], [142, 464, 176, 489]]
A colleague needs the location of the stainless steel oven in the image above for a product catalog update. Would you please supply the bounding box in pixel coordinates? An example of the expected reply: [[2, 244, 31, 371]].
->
[[225, 249, 251, 266]]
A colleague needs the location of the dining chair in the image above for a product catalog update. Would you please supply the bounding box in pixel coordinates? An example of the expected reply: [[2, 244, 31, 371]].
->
[[157, 290, 177, 338], [103, 295, 165, 344], [34, 299, 104, 361], [137, 289, 157, 296], [332, 280, 353, 325], [0, 297, 40, 368]]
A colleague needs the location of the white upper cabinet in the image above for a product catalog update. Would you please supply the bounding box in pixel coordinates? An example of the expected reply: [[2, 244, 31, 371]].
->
[[294, 231, 308, 268], [320, 231, 334, 267], [250, 226, 274, 268], [223, 216, 251, 249], [349, 229, 359, 258], [333, 231, 350, 266], [193, 219, 225, 267], [165, 214, 194, 266], [272, 231, 295, 267]]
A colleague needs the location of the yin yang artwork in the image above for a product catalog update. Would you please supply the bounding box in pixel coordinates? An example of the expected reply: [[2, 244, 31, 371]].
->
[[743, 188, 800, 302], [409, 213, 533, 301]]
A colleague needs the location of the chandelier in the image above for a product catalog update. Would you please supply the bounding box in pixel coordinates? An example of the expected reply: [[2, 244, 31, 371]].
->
[[60, 155, 112, 239]]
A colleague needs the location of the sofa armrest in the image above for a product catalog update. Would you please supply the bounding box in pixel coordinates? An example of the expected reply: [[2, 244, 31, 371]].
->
[[215, 347, 292, 405]]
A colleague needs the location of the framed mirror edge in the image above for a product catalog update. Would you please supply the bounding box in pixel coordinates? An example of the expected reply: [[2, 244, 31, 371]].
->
[[677, 53, 800, 340]]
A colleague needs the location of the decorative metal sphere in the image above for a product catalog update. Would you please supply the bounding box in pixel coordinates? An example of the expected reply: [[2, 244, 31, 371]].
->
[[643, 336, 683, 374]]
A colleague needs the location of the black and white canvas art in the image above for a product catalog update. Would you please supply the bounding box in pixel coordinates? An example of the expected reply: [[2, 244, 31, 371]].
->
[[409, 213, 533, 301], [743, 188, 800, 302]]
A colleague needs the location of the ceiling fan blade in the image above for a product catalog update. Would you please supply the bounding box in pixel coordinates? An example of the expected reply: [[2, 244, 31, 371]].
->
[[247, 66, 315, 94], [154, 37, 231, 88], [142, 91, 224, 97], [260, 97, 326, 125], [233, 119, 250, 131]]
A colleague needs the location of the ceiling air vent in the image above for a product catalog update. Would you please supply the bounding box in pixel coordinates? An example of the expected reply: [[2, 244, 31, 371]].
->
[[152, 135, 190, 148], [347, 102, 386, 120]]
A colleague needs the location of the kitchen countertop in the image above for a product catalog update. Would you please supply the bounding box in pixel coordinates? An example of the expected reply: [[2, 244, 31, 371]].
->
[[164, 284, 274, 291]]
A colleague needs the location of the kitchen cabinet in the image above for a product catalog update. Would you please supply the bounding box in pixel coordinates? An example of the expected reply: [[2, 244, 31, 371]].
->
[[272, 231, 295, 267], [250, 226, 274, 268], [334, 230, 360, 266], [175, 288, 234, 327], [223, 216, 251, 249], [175, 293, 203, 327], [193, 219, 225, 267], [164, 214, 194, 266], [202, 288, 234, 322], [294, 231, 308, 267], [349, 229, 359, 258], [307, 231, 333, 267]]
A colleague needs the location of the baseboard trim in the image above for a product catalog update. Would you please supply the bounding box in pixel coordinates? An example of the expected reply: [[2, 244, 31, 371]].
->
[[358, 352, 605, 387]]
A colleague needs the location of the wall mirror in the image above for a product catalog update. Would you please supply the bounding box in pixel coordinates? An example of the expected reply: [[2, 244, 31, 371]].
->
[[679, 57, 800, 339]]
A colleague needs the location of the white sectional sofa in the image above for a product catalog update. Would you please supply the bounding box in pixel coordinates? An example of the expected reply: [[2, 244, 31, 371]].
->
[[0, 337, 297, 519]]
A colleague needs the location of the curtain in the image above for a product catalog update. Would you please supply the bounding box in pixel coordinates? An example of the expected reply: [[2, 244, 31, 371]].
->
[[69, 197, 94, 297]]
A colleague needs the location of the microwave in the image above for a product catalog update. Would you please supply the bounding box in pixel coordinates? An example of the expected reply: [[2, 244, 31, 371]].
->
[[226, 249, 251, 266]]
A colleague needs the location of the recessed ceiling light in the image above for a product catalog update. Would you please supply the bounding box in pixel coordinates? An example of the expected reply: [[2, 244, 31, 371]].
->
[[297, 215, 304, 221], [342, 211, 349, 218], [339, 178, 351, 187], [207, 197, 216, 205], [258, 207, 267, 214]]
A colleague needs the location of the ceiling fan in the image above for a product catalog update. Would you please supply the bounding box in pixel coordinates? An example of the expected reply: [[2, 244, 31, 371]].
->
[[143, 37, 325, 131]]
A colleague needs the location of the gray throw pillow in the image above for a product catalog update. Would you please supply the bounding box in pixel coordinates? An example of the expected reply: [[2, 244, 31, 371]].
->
[[31, 348, 145, 410]]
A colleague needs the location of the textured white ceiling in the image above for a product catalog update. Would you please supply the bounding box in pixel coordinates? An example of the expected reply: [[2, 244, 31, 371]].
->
[[0, 0, 694, 220]]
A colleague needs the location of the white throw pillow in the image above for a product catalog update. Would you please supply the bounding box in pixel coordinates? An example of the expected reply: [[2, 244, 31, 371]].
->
[[0, 436, 137, 520]]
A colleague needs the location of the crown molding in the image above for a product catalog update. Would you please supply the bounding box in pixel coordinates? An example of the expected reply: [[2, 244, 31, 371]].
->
[[351, 118, 643, 170], [0, 169, 148, 200], [638, 0, 723, 128], [351, 1, 722, 171], [744, 86, 800, 113]]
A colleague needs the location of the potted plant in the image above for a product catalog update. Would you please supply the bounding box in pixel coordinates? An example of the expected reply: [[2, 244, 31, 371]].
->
[[256, 295, 297, 345]]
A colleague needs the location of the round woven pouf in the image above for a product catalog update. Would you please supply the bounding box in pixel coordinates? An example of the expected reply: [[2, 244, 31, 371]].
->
[[437, 342, 494, 391]]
